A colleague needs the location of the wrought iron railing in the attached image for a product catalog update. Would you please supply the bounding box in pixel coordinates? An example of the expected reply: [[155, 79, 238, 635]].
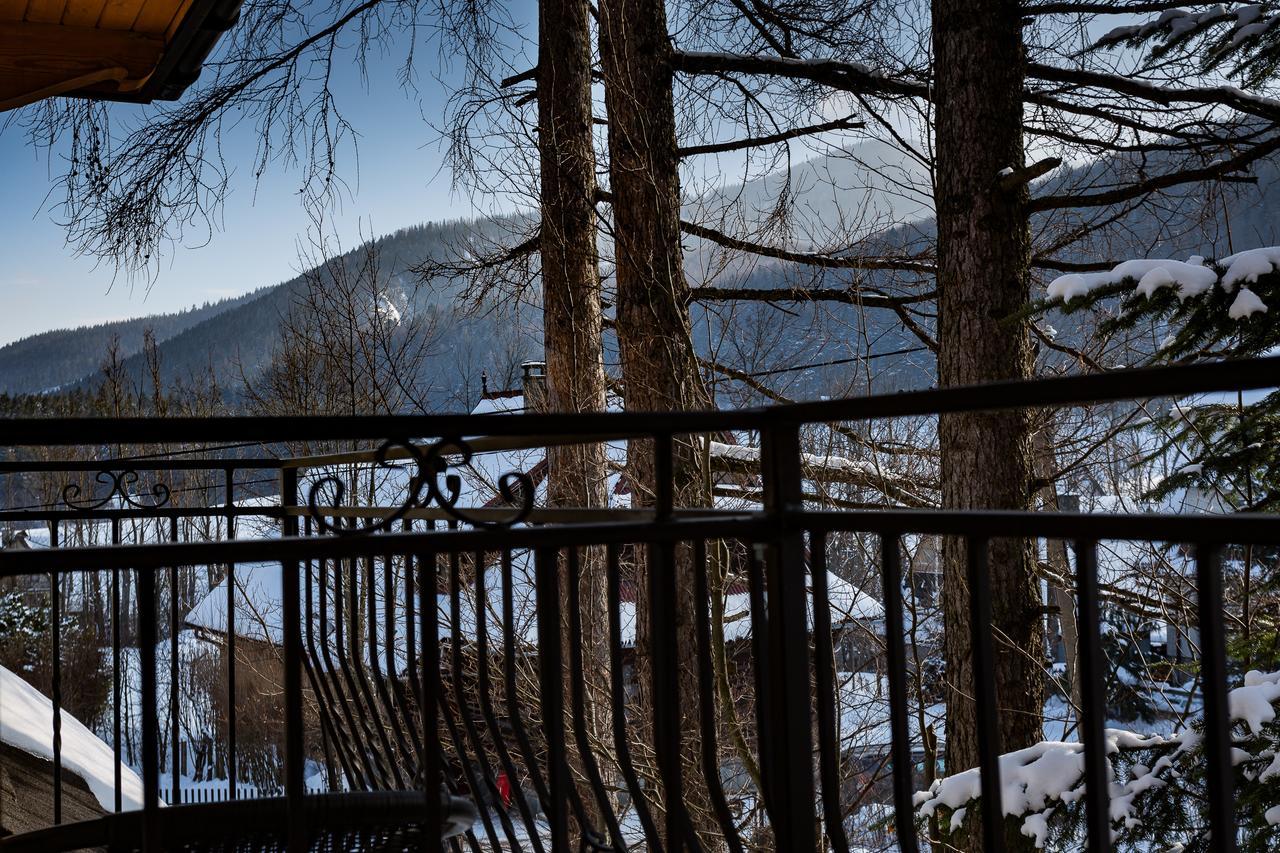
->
[[0, 356, 1277, 852]]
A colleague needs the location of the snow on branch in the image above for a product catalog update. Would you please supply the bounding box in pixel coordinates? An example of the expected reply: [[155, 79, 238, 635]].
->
[[708, 441, 932, 506], [1046, 248, 1278, 319], [1094, 6, 1242, 50], [1090, 3, 1280, 86], [914, 669, 1280, 847], [710, 440, 893, 480]]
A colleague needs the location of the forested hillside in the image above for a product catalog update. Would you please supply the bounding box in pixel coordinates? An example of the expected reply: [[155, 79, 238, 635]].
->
[[0, 293, 262, 394]]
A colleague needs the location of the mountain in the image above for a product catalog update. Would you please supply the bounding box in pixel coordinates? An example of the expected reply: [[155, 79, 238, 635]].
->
[[4, 138, 1278, 408], [690, 137, 933, 240], [0, 217, 544, 410], [90, 217, 544, 411], [0, 293, 263, 395], [0, 140, 930, 407]]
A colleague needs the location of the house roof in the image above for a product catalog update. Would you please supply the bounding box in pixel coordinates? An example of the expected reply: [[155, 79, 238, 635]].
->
[[0, 0, 242, 112], [184, 554, 884, 656]]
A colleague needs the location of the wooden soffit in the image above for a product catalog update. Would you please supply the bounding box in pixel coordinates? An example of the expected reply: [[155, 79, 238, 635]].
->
[[0, 0, 242, 112]]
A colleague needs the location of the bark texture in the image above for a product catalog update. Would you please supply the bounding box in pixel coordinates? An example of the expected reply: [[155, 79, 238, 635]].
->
[[598, 0, 717, 845], [536, 0, 613, 836], [933, 0, 1044, 849]]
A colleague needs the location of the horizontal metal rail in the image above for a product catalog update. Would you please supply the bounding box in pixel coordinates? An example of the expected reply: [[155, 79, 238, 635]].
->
[[3, 509, 1278, 579], [0, 355, 1273, 445]]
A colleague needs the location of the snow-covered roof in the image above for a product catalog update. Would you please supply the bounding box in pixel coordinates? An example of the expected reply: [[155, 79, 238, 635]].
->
[[1, 664, 145, 812], [470, 393, 529, 416], [185, 553, 882, 654], [185, 561, 288, 645], [837, 671, 936, 755]]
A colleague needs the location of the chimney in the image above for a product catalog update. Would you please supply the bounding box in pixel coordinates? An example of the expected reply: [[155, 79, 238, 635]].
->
[[522, 361, 548, 413]]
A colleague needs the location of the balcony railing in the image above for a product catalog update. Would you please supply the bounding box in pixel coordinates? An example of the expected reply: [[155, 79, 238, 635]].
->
[[0, 356, 1277, 852]]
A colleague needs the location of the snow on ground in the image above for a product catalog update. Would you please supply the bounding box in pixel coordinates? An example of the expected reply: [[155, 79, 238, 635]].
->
[[1, 664, 145, 811]]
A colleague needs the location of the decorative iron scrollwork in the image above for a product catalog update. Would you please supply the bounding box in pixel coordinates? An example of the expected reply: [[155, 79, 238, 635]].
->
[[305, 437, 535, 536], [61, 470, 172, 510]]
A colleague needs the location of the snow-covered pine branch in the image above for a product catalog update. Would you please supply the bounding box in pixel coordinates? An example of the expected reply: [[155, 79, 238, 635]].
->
[[1045, 248, 1275, 321], [1042, 246, 1277, 368], [1092, 4, 1280, 89], [1042, 246, 1279, 512], [914, 670, 1280, 850]]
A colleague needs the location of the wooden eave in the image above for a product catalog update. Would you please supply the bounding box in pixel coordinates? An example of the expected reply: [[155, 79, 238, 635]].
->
[[0, 0, 242, 112]]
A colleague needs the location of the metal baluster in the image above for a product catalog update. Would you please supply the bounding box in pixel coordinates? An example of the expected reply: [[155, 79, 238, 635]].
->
[[112, 516, 122, 814], [448, 549, 521, 849], [404, 522, 421, 710], [365, 551, 416, 778], [418, 548, 443, 848], [967, 537, 1004, 853], [759, 423, 817, 851], [603, 539, 663, 850], [333, 553, 397, 787], [49, 519, 62, 825], [138, 565, 160, 850], [500, 549, 553, 823], [226, 468, 238, 799], [565, 547, 627, 848], [348, 549, 405, 787], [383, 550, 428, 776], [1196, 542, 1236, 853], [650, 432, 691, 850], [1072, 540, 1112, 852], [281, 467, 306, 853], [691, 538, 745, 853], [880, 532, 919, 853], [473, 548, 546, 853], [810, 531, 850, 853], [322, 555, 381, 788], [746, 544, 775, 820], [437, 624, 490, 849], [534, 545, 570, 850], [169, 516, 181, 809], [302, 546, 362, 790]]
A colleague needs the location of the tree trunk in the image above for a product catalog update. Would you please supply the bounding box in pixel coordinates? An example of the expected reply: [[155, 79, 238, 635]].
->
[[598, 0, 717, 845], [933, 0, 1043, 850], [536, 0, 613, 837]]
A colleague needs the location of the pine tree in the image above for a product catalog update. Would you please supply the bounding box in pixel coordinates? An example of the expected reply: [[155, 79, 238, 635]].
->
[[1096, 5, 1280, 90], [1046, 251, 1278, 512]]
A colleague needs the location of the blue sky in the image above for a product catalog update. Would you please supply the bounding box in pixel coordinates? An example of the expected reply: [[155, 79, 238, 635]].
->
[[0, 17, 529, 346]]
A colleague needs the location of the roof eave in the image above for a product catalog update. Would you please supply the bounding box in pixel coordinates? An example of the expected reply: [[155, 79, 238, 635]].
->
[[79, 0, 243, 105]]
